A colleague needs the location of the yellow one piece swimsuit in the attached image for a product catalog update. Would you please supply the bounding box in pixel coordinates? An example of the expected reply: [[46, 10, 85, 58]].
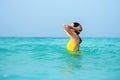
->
[[67, 38, 79, 52]]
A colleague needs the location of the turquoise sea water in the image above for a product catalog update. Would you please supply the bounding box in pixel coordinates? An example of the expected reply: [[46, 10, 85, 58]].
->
[[0, 37, 120, 80]]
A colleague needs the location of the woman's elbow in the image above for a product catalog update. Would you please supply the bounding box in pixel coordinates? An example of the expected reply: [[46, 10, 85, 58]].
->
[[63, 24, 69, 30]]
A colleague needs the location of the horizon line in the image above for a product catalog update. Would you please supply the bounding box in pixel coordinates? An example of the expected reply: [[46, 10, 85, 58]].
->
[[0, 36, 120, 38]]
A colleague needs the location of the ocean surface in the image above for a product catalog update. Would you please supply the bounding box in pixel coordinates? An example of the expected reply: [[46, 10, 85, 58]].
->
[[0, 37, 120, 80]]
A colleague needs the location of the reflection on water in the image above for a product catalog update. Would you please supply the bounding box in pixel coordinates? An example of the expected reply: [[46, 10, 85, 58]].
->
[[63, 51, 83, 74]]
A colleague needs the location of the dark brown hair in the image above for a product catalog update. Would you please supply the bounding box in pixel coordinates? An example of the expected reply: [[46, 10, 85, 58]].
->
[[73, 22, 80, 27], [73, 22, 82, 43], [73, 22, 81, 35]]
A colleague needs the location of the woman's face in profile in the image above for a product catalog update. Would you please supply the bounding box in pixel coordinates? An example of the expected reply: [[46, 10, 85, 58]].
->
[[76, 26, 81, 32]]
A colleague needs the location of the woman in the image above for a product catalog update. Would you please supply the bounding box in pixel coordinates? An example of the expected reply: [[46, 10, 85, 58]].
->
[[63, 22, 82, 52]]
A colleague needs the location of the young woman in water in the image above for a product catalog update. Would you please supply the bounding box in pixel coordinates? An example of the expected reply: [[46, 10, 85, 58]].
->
[[63, 22, 82, 52]]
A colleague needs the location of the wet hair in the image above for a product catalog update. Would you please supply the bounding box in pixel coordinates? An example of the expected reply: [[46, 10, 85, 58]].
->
[[73, 22, 81, 35], [73, 22, 80, 27], [73, 22, 82, 43]]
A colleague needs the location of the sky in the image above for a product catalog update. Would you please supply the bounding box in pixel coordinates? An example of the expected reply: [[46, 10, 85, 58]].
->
[[0, 0, 120, 37]]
